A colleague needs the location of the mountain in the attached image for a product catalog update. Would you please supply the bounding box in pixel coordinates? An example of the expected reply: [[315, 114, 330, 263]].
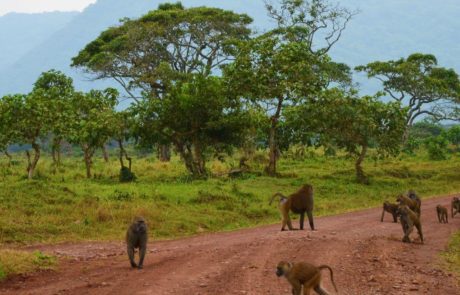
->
[[0, 11, 77, 70], [0, 0, 459, 97]]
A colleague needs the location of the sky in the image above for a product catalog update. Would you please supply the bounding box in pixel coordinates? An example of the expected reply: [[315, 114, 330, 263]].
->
[[0, 0, 96, 16]]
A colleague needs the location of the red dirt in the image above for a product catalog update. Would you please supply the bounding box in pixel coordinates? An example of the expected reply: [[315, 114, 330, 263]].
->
[[1, 195, 459, 295]]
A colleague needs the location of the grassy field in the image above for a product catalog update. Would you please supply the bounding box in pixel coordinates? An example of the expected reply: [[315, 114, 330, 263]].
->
[[441, 231, 460, 282], [0, 148, 459, 245]]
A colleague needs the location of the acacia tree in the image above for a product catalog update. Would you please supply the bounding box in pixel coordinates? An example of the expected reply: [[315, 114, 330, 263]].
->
[[356, 53, 460, 142], [0, 95, 21, 165], [32, 70, 75, 167], [0, 92, 51, 179], [133, 75, 250, 176], [289, 89, 406, 183], [225, 0, 354, 176], [68, 88, 118, 178], [72, 2, 253, 177]]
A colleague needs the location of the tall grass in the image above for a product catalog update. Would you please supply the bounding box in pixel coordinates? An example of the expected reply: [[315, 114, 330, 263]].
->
[[0, 148, 459, 244]]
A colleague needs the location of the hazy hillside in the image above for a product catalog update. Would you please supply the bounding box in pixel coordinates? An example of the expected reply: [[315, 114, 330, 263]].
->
[[0, 11, 77, 70], [0, 0, 459, 96]]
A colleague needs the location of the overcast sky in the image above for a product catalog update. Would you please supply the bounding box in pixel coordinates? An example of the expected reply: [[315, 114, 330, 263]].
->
[[0, 0, 96, 16]]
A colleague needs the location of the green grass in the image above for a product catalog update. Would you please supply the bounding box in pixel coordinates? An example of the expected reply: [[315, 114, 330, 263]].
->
[[441, 231, 460, 279], [0, 250, 56, 281], [0, 148, 459, 245]]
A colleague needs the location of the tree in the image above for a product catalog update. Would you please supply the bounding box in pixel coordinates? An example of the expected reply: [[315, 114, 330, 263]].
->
[[225, 0, 354, 176], [446, 125, 460, 149], [132, 75, 250, 177], [32, 70, 75, 167], [356, 53, 460, 142], [72, 2, 253, 177], [0, 95, 21, 165], [68, 89, 118, 178], [290, 89, 406, 184]]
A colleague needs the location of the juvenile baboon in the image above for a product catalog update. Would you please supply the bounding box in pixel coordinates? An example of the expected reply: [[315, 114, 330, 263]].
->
[[436, 205, 448, 224], [396, 194, 421, 217], [126, 216, 148, 269], [397, 205, 423, 244], [270, 184, 314, 231], [452, 197, 460, 218], [381, 201, 399, 223], [276, 261, 338, 295]]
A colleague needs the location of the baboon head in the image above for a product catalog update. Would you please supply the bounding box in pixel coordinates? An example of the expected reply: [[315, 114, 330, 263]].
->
[[276, 261, 291, 277], [132, 216, 147, 234]]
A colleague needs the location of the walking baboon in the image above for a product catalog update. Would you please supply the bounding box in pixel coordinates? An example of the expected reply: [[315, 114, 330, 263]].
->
[[381, 201, 399, 223], [276, 261, 338, 295], [396, 194, 421, 216], [452, 197, 460, 218], [126, 216, 148, 269], [436, 205, 448, 224], [397, 205, 423, 244], [270, 184, 314, 231]]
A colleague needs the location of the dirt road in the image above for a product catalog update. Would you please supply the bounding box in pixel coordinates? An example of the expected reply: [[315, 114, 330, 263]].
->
[[1, 195, 459, 295]]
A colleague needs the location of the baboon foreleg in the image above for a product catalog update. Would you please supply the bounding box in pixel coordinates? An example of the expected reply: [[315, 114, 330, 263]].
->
[[127, 246, 137, 268], [138, 245, 146, 269], [437, 211, 441, 223], [380, 209, 385, 222], [392, 212, 398, 223], [402, 224, 414, 243], [299, 212, 305, 230]]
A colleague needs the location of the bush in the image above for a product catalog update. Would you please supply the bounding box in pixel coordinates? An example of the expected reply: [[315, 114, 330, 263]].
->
[[426, 136, 449, 160], [119, 166, 136, 183]]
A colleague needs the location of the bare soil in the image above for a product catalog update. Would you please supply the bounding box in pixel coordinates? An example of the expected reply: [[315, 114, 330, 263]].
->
[[1, 195, 459, 295]]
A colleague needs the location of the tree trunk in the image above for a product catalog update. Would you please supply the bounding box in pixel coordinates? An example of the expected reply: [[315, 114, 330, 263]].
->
[[118, 139, 132, 171], [4, 150, 12, 166], [26, 142, 41, 180], [51, 138, 62, 167], [83, 145, 93, 179], [355, 144, 369, 184], [175, 141, 206, 178], [157, 144, 171, 162], [266, 98, 283, 177], [102, 145, 109, 163]]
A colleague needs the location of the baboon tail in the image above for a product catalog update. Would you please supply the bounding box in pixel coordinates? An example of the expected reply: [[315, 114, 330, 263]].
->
[[318, 265, 338, 292], [269, 192, 286, 205]]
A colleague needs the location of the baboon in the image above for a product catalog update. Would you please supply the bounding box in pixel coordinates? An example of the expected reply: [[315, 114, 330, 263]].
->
[[397, 205, 423, 244], [126, 216, 148, 269], [452, 197, 460, 218], [396, 194, 421, 217], [381, 201, 399, 223], [436, 205, 448, 224], [270, 184, 314, 231], [276, 261, 338, 295]]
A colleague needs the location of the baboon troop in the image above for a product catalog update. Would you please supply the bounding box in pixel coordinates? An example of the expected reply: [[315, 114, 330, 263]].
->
[[126, 216, 148, 269], [436, 205, 448, 224], [452, 197, 460, 218], [270, 184, 315, 231], [381, 201, 398, 223], [397, 204, 424, 244], [276, 261, 337, 295]]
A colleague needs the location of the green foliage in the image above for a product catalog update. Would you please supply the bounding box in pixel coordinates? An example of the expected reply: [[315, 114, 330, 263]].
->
[[426, 135, 449, 160], [446, 125, 460, 147], [356, 53, 460, 127]]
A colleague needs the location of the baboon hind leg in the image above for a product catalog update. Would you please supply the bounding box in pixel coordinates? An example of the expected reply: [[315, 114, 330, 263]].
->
[[416, 224, 424, 244], [299, 212, 305, 230], [392, 212, 398, 223], [313, 286, 330, 295], [127, 245, 137, 268], [307, 210, 315, 230]]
